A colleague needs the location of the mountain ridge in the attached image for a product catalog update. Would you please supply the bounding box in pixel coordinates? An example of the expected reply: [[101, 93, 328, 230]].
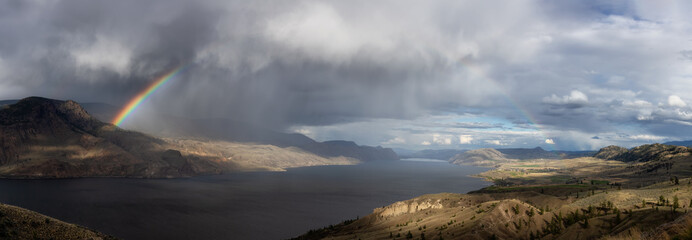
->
[[0, 97, 363, 178]]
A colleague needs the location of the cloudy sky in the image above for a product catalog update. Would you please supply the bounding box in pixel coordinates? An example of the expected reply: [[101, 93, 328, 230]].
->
[[2, 0, 692, 150]]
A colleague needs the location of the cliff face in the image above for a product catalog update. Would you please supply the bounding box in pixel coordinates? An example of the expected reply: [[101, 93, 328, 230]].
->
[[0, 97, 201, 178]]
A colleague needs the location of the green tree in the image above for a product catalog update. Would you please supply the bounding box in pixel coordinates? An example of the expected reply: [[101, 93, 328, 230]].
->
[[673, 195, 680, 212], [405, 231, 413, 239]]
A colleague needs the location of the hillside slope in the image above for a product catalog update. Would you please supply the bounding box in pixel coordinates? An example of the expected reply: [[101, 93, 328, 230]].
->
[[74, 102, 399, 162], [299, 143, 692, 240], [0, 97, 201, 178], [449, 148, 514, 167], [0, 97, 360, 178], [0, 202, 114, 239]]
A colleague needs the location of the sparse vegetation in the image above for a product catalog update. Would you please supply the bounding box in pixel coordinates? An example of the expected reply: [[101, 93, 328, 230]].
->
[[297, 144, 692, 240]]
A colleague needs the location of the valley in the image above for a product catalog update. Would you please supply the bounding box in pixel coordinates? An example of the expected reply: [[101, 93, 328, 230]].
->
[[297, 144, 692, 239]]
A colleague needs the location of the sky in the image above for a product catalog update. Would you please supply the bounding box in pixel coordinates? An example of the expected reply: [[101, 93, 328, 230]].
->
[[1, 0, 692, 150]]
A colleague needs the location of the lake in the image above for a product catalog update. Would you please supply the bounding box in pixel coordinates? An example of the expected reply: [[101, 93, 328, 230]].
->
[[0, 159, 490, 239]]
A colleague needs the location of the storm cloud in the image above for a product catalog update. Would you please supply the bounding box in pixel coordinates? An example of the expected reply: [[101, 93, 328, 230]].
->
[[2, 0, 692, 150]]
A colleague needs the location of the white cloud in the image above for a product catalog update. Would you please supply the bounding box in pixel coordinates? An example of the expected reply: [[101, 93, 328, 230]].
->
[[485, 140, 505, 145], [668, 95, 687, 107], [458, 135, 473, 144], [545, 138, 555, 144], [432, 134, 452, 145], [421, 141, 431, 146], [293, 128, 314, 138], [628, 134, 665, 141], [542, 90, 589, 107], [71, 35, 131, 76], [383, 137, 406, 145]]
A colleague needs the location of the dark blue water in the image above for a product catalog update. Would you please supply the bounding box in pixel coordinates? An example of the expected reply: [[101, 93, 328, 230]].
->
[[0, 159, 490, 240]]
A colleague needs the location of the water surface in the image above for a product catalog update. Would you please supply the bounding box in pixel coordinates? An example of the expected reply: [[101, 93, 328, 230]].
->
[[0, 160, 490, 239]]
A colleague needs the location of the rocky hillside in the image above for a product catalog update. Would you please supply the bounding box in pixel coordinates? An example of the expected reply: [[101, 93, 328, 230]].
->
[[449, 148, 514, 167], [299, 140, 399, 162], [0, 97, 203, 178], [299, 142, 692, 240], [0, 202, 114, 239], [166, 138, 358, 172], [71, 102, 399, 162], [0, 97, 360, 178], [297, 178, 692, 240], [594, 144, 690, 163], [594, 145, 629, 160]]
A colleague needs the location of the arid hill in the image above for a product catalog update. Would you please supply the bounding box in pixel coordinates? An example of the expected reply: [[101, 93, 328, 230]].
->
[[449, 148, 514, 167], [0, 203, 115, 239], [299, 143, 692, 240], [66, 101, 399, 162], [594, 145, 629, 160], [0, 97, 201, 178], [595, 143, 690, 163], [0, 97, 359, 178]]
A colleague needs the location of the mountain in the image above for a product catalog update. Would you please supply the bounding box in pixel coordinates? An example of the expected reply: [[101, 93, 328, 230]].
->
[[0, 100, 18, 106], [0, 97, 360, 178], [3, 98, 399, 162], [594, 143, 689, 163], [498, 147, 596, 160], [299, 140, 399, 162], [446, 147, 594, 167], [449, 148, 513, 167], [0, 97, 210, 178], [0, 202, 115, 239], [664, 140, 692, 147], [399, 149, 467, 160], [593, 145, 628, 160], [76, 101, 398, 162], [497, 147, 554, 159]]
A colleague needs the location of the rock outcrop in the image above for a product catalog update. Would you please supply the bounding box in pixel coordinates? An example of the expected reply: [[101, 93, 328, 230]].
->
[[593, 145, 629, 160]]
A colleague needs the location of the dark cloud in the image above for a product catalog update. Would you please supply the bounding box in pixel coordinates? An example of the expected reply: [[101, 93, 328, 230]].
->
[[2, 0, 692, 150]]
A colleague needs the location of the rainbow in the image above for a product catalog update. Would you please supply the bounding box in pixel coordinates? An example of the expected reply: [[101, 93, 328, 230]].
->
[[112, 66, 184, 126]]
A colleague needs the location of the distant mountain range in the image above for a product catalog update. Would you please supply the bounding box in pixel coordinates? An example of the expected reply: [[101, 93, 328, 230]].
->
[[663, 140, 692, 147], [447, 147, 597, 167], [398, 149, 468, 160], [594, 143, 690, 163], [70, 100, 398, 162], [403, 147, 595, 165], [0, 97, 396, 178]]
